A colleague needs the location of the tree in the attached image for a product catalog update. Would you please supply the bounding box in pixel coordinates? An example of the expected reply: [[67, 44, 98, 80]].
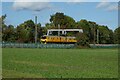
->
[[114, 27, 120, 44], [75, 32, 89, 47], [50, 12, 64, 27], [76, 20, 97, 43], [1, 15, 16, 42], [62, 15, 75, 29], [37, 23, 43, 41], [16, 20, 35, 43], [1, 14, 8, 42], [109, 29, 114, 44], [4, 25, 16, 42], [45, 23, 55, 29], [1, 14, 7, 36], [1, 14, 6, 24], [0, 16, 2, 41], [16, 20, 42, 43], [16, 24, 29, 42], [88, 21, 98, 44], [50, 12, 75, 29], [97, 25, 113, 44]]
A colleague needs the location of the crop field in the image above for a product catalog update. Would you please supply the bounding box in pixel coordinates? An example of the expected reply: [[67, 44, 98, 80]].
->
[[2, 48, 118, 78]]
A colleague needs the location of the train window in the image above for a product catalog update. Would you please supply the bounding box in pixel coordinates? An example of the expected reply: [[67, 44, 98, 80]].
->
[[42, 36, 46, 39]]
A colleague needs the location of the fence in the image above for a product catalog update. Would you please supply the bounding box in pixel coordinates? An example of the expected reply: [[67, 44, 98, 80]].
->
[[1, 42, 119, 49], [1, 42, 75, 49], [90, 44, 119, 48]]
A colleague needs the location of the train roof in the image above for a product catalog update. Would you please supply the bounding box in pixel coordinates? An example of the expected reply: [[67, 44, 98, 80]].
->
[[42, 35, 76, 38]]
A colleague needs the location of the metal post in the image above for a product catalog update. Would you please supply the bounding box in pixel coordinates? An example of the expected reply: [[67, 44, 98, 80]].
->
[[47, 31, 48, 36], [35, 16, 37, 44], [58, 24, 60, 36], [94, 27, 95, 45], [97, 29, 99, 44]]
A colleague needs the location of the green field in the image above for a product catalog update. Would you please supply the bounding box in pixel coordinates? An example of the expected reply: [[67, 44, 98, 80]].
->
[[2, 48, 118, 78]]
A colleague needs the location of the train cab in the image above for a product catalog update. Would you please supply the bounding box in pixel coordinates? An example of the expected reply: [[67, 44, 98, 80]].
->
[[40, 35, 47, 44]]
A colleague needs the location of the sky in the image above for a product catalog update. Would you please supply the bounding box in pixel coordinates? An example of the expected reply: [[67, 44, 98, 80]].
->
[[1, 1, 118, 31]]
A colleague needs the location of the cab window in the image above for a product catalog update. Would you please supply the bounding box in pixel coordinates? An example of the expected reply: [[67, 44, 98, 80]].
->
[[42, 36, 46, 39]]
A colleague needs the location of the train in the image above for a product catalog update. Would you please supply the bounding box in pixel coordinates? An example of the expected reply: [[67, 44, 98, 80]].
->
[[40, 35, 77, 44]]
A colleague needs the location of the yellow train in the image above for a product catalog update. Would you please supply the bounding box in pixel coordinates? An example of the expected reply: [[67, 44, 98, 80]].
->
[[40, 35, 77, 44]]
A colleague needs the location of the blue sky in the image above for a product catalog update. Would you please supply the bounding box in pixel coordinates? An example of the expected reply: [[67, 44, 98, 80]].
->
[[2, 2, 118, 30]]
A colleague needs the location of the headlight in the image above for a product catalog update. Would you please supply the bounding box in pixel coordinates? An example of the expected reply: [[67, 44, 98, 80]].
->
[[41, 39, 46, 42]]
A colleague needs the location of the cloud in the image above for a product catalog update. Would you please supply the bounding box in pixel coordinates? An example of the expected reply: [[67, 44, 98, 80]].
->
[[96, 1, 118, 11], [12, 0, 51, 12], [107, 4, 118, 11], [1, 0, 120, 2], [96, 2, 110, 8], [11, 0, 50, 2], [66, 0, 90, 4], [67, 0, 85, 2]]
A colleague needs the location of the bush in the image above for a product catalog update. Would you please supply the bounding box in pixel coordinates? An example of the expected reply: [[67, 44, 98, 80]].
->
[[75, 33, 90, 48]]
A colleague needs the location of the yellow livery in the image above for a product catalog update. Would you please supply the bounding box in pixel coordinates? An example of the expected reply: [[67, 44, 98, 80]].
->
[[41, 35, 77, 44]]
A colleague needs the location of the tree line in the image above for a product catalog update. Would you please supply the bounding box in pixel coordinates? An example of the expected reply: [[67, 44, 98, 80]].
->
[[0, 12, 120, 45]]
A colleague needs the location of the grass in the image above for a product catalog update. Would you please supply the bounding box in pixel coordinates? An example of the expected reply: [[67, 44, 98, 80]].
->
[[2, 48, 118, 78]]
